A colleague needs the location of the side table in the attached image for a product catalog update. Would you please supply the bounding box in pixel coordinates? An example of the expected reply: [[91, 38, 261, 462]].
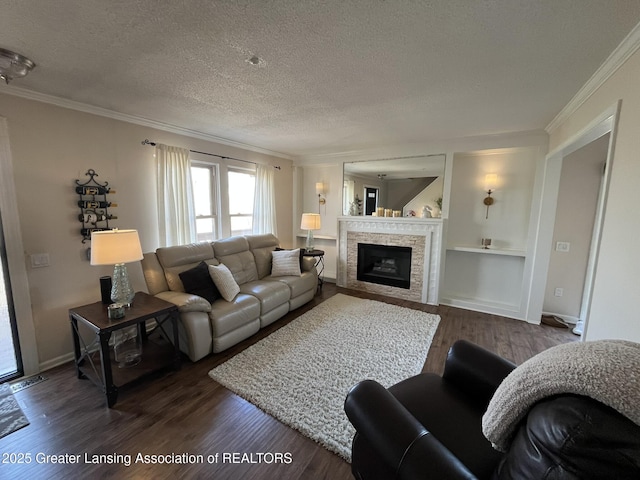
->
[[303, 249, 325, 290], [69, 292, 180, 407]]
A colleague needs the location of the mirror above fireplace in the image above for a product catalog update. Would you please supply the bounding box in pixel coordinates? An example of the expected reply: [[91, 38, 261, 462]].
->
[[343, 154, 446, 216]]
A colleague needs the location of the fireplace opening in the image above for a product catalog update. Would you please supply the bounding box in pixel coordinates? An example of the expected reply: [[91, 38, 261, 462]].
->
[[357, 243, 412, 289]]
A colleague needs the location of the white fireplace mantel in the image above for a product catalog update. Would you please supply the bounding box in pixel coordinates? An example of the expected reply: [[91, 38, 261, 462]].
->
[[337, 216, 443, 304]]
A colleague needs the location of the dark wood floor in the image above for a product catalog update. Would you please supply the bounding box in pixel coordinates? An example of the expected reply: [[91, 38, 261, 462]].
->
[[0, 284, 576, 479]]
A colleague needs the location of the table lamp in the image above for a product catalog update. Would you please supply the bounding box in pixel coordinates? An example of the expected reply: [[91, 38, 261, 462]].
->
[[90, 229, 143, 306], [300, 213, 321, 252]]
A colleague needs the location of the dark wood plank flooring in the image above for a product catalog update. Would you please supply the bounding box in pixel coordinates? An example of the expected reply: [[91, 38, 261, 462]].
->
[[0, 284, 576, 479]]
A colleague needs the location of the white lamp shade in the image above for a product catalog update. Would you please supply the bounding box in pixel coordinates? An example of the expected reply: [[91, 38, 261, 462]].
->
[[315, 182, 324, 195], [485, 174, 498, 191], [90, 229, 143, 265], [300, 213, 321, 230]]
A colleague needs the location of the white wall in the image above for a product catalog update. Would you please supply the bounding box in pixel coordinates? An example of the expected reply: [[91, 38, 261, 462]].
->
[[548, 47, 640, 342], [0, 93, 293, 369]]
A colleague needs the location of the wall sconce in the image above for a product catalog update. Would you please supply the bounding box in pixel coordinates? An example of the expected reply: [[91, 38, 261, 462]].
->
[[315, 182, 326, 213], [483, 174, 498, 219]]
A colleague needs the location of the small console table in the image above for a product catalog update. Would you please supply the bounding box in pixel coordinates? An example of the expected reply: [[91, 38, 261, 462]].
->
[[303, 249, 325, 290], [69, 292, 180, 407]]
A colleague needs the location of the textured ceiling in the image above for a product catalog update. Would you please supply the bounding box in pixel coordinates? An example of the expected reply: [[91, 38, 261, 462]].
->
[[1, 1, 640, 159]]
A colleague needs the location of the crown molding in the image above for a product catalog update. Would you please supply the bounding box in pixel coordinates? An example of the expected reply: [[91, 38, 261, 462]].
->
[[1, 86, 294, 160], [546, 21, 640, 134], [294, 129, 548, 165]]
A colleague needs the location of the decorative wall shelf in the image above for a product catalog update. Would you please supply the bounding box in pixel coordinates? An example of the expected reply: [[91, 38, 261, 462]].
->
[[75, 169, 117, 243], [295, 233, 337, 241], [446, 246, 526, 257]]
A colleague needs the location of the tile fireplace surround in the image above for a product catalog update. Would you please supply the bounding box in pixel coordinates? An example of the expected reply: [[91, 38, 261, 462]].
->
[[337, 216, 443, 304]]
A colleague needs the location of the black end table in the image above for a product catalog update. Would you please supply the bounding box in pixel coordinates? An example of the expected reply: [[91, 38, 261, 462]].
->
[[303, 249, 325, 290], [69, 292, 180, 407]]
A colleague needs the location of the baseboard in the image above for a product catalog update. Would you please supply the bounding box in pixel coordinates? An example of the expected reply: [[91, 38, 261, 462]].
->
[[39, 352, 75, 372]]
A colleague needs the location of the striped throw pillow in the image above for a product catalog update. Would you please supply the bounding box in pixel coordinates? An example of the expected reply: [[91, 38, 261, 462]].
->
[[271, 248, 302, 277]]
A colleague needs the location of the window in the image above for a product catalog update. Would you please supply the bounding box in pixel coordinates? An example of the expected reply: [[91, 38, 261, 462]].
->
[[191, 163, 219, 242], [228, 168, 255, 236]]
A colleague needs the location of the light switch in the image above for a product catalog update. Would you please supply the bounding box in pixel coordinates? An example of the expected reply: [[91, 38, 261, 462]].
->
[[30, 253, 50, 268], [555, 241, 570, 252]]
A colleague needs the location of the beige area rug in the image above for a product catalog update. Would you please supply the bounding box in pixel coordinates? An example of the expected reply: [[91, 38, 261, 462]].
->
[[208, 293, 440, 461], [0, 383, 29, 439]]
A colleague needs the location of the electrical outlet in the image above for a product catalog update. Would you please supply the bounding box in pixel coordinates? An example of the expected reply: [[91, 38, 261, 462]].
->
[[554, 287, 564, 297], [556, 241, 571, 252]]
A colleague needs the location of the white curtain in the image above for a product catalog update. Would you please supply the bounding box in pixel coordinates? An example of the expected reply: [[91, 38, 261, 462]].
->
[[155, 143, 196, 246], [252, 164, 277, 235]]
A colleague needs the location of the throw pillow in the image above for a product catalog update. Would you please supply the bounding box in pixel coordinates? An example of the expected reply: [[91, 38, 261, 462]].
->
[[208, 263, 240, 302], [275, 246, 305, 269], [178, 261, 220, 304], [271, 248, 302, 277]]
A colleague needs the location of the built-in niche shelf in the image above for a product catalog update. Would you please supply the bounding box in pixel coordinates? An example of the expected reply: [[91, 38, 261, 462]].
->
[[295, 233, 337, 241], [446, 246, 526, 257]]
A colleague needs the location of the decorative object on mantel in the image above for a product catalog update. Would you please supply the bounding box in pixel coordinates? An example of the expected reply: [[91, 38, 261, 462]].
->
[[354, 194, 362, 215], [300, 213, 321, 252], [0, 47, 35, 84], [482, 238, 492, 249], [90, 229, 143, 306], [422, 205, 432, 218], [483, 174, 498, 219], [76, 169, 117, 243]]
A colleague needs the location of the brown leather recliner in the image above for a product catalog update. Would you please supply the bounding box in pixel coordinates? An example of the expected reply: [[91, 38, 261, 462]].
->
[[344, 340, 640, 480]]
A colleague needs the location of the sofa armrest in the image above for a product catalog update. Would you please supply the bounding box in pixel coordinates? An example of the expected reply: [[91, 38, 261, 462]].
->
[[155, 291, 212, 313], [345, 380, 477, 480], [443, 340, 516, 408], [301, 256, 316, 272]]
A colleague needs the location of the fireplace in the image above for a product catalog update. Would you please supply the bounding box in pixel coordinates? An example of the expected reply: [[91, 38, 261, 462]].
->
[[357, 243, 412, 289]]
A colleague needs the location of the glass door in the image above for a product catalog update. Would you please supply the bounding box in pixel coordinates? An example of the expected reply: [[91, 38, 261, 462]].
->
[[0, 209, 22, 382]]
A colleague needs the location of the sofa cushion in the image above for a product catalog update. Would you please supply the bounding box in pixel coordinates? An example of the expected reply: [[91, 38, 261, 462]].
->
[[247, 234, 280, 279], [209, 294, 261, 336], [271, 248, 302, 277], [213, 236, 259, 285], [269, 270, 317, 298], [179, 261, 220, 304], [209, 264, 241, 302], [239, 280, 291, 314], [156, 242, 217, 292]]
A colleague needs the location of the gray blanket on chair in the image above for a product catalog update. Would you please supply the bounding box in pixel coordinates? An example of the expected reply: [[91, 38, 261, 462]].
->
[[482, 339, 640, 452]]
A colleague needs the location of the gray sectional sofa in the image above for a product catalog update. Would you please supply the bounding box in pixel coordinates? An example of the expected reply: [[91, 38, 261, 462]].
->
[[141, 234, 318, 362]]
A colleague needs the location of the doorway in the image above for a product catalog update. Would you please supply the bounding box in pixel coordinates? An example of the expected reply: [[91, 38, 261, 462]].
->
[[0, 116, 38, 379], [0, 209, 22, 381], [543, 134, 609, 335], [364, 187, 379, 216], [530, 103, 618, 339]]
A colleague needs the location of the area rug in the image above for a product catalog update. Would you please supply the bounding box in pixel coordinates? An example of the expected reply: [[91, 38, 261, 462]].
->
[[208, 293, 440, 461], [0, 383, 29, 439]]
